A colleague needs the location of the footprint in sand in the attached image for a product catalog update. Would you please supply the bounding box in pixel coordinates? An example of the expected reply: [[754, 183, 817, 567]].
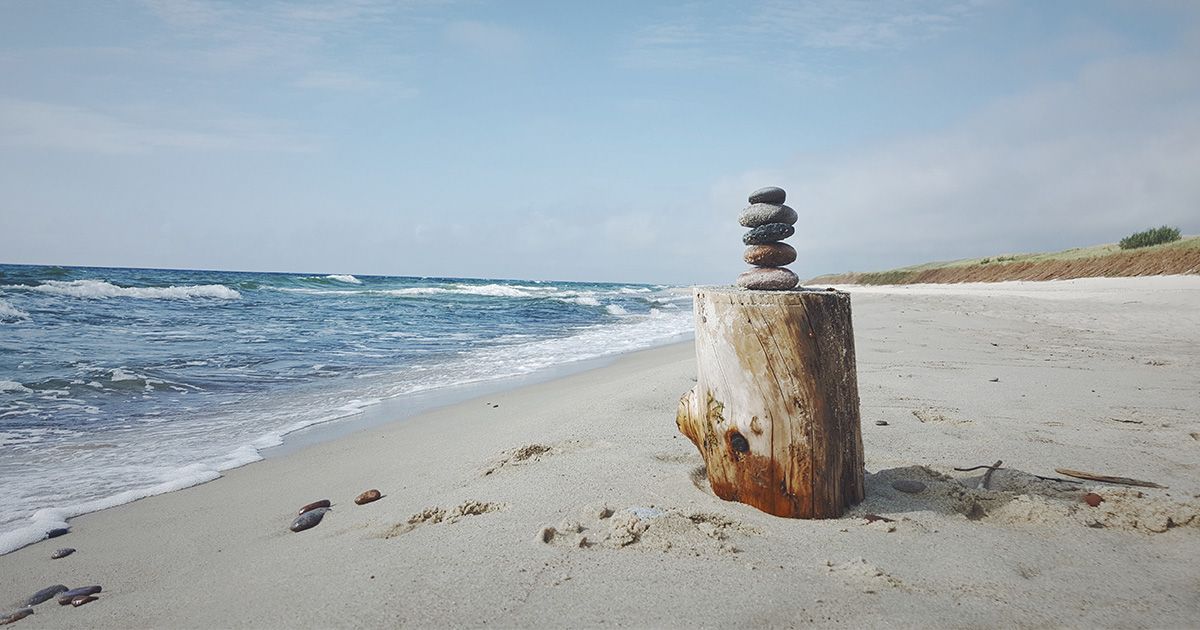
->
[[383, 501, 507, 537], [911, 406, 972, 425], [824, 558, 905, 593], [538, 503, 757, 556], [483, 440, 605, 476], [860, 465, 1200, 534]]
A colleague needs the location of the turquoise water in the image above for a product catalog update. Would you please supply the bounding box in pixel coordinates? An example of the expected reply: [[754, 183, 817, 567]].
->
[[0, 264, 693, 553]]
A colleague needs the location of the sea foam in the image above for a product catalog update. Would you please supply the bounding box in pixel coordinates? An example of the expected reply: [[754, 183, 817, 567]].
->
[[0, 299, 29, 321], [30, 280, 241, 300], [324, 274, 362, 284]]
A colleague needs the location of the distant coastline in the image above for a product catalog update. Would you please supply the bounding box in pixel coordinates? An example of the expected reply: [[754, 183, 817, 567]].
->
[[809, 235, 1200, 285]]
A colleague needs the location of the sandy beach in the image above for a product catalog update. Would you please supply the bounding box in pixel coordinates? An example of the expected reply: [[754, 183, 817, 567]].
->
[[2, 275, 1198, 628]]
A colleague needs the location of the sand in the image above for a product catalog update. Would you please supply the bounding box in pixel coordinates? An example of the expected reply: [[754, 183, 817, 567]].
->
[[2, 276, 1198, 628]]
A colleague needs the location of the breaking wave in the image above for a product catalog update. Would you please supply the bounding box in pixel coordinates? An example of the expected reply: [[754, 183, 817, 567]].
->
[[27, 280, 241, 300]]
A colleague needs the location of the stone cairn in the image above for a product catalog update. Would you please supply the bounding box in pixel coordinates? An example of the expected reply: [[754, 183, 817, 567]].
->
[[736, 186, 799, 291]]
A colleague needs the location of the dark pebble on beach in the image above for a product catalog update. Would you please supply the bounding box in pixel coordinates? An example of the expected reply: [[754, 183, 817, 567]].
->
[[355, 489, 382, 505], [298, 499, 331, 515], [743, 242, 797, 267], [56, 586, 101, 605], [25, 585, 67, 606], [51, 548, 75, 559], [748, 186, 786, 205], [0, 608, 34, 625], [738, 203, 798, 228], [743, 223, 795, 245], [892, 479, 927, 494], [1083, 492, 1104, 507], [875, 420, 889, 426], [46, 528, 69, 539], [290, 507, 329, 532], [736, 267, 799, 291]]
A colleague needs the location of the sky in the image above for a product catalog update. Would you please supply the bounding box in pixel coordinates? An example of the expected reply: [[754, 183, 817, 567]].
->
[[1, 0, 1198, 284]]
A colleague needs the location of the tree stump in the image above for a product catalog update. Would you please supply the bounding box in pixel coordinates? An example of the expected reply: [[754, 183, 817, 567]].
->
[[677, 287, 864, 518]]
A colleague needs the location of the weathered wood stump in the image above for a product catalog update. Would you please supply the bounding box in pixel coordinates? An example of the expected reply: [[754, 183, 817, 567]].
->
[[677, 287, 864, 518]]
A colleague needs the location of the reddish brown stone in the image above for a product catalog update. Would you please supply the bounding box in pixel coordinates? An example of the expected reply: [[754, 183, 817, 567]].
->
[[1082, 492, 1104, 507], [70, 596, 97, 607], [744, 243, 797, 267], [298, 499, 331, 515], [355, 489, 382, 505]]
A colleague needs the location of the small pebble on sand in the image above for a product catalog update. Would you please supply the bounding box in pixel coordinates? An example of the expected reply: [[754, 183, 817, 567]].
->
[[355, 489, 382, 505], [892, 479, 927, 494]]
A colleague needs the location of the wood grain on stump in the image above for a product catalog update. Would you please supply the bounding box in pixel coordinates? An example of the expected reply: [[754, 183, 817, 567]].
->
[[677, 287, 864, 519]]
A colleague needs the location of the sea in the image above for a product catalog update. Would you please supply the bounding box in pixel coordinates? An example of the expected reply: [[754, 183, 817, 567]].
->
[[0, 264, 694, 554]]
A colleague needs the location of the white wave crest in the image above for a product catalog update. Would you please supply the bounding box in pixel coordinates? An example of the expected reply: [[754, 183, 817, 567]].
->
[[0, 299, 29, 321], [30, 280, 241, 300], [382, 283, 539, 298], [325, 274, 362, 284], [606, 304, 629, 315], [0, 381, 31, 393], [560, 296, 601, 306]]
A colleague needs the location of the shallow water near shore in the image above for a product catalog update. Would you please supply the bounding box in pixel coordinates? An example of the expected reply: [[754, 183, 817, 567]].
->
[[0, 264, 693, 554]]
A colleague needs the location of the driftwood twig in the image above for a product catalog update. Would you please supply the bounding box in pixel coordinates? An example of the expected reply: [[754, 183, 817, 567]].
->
[[1054, 468, 1166, 489], [980, 460, 1003, 490]]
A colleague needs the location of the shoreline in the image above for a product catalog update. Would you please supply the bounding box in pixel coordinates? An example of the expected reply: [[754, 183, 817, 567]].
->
[[0, 334, 694, 557], [2, 277, 1198, 628]]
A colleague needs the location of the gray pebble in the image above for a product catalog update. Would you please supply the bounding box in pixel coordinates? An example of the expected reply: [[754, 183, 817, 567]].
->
[[290, 507, 329, 532], [743, 223, 795, 245], [24, 585, 67, 607], [892, 479, 927, 494], [51, 548, 75, 560], [748, 186, 786, 204], [738, 203, 797, 228], [0, 608, 34, 625], [737, 268, 799, 291], [56, 586, 101, 605], [46, 528, 68, 539]]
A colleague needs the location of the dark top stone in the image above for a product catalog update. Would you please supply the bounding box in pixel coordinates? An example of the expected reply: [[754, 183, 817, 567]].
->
[[743, 223, 795, 245], [46, 528, 68, 539], [748, 186, 786, 204], [50, 548, 75, 560], [738, 203, 797, 228]]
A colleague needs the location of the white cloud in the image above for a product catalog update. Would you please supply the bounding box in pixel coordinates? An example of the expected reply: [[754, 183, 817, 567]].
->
[[718, 44, 1200, 274], [443, 21, 527, 58], [0, 98, 311, 154], [622, 0, 987, 70]]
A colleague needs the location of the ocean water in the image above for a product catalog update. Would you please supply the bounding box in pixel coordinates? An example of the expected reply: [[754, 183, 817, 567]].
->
[[0, 264, 693, 554]]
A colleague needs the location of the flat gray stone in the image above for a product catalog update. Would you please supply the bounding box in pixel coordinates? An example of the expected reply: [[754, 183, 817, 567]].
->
[[738, 203, 797, 228], [736, 267, 798, 291], [743, 223, 794, 245], [748, 186, 786, 204]]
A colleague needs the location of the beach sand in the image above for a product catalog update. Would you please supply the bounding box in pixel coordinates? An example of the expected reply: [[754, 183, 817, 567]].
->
[[2, 276, 1198, 628]]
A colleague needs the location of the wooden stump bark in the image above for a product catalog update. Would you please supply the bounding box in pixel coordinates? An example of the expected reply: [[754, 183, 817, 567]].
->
[[677, 287, 864, 518]]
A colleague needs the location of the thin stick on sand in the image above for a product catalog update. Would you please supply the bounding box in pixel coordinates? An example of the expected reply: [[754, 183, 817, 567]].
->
[[1054, 468, 1166, 489]]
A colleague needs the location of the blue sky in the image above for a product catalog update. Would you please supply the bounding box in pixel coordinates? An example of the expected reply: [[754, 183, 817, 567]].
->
[[1, 0, 1198, 284]]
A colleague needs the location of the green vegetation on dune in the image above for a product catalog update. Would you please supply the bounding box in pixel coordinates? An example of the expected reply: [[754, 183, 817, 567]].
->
[[809, 235, 1200, 285]]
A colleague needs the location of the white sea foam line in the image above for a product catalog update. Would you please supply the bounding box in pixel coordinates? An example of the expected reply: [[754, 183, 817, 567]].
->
[[0, 298, 30, 321], [26, 280, 241, 300], [324, 274, 362, 284]]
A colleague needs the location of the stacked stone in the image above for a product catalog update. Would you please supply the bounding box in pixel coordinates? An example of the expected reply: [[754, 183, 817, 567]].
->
[[736, 186, 799, 291]]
